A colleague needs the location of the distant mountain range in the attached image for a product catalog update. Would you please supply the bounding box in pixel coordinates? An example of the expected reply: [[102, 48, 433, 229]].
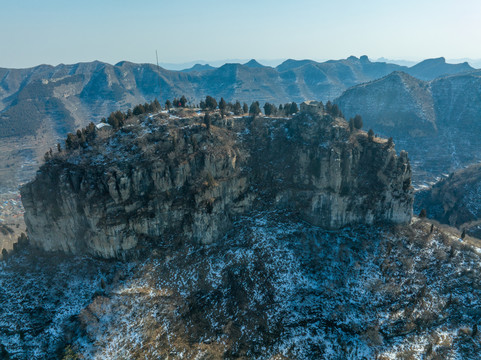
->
[[0, 56, 477, 191], [0, 56, 474, 140], [336, 69, 481, 186], [337, 67, 481, 141]]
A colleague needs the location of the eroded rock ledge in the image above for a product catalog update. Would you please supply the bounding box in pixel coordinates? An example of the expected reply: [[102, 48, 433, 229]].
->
[[21, 111, 413, 258]]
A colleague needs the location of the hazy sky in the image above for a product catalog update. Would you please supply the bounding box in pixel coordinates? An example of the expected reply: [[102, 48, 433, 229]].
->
[[1, 0, 481, 68]]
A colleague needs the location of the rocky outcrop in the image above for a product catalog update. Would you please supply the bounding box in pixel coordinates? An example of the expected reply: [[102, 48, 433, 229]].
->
[[21, 119, 251, 258], [245, 112, 413, 229], [416, 163, 481, 238], [21, 111, 413, 258]]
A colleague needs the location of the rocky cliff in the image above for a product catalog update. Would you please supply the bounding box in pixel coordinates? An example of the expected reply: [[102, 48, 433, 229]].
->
[[416, 163, 481, 238], [336, 70, 481, 187], [21, 109, 413, 258]]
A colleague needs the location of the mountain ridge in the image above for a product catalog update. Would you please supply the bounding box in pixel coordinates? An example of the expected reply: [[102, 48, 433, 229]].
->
[[336, 69, 481, 186], [0, 56, 476, 192]]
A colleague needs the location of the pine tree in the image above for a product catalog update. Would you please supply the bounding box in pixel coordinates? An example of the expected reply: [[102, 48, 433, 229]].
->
[[353, 114, 363, 129], [263, 102, 275, 116], [368, 129, 374, 141], [249, 101, 261, 117], [65, 133, 78, 150], [204, 113, 211, 129], [349, 118, 355, 132], [144, 102, 152, 113], [219, 97, 227, 117], [133, 104, 145, 116], [153, 98, 161, 110], [419, 208, 427, 218], [233, 101, 242, 115], [76, 129, 86, 146], [205, 96, 217, 111], [85, 122, 96, 142], [325, 101, 333, 114], [165, 100, 172, 110], [290, 102, 299, 115], [331, 104, 341, 117], [243, 103, 249, 114], [180, 95, 187, 107]]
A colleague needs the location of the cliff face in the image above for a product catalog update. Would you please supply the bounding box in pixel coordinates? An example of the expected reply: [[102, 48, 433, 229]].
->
[[21, 111, 413, 258], [245, 113, 412, 229], [416, 163, 481, 238], [21, 119, 251, 258]]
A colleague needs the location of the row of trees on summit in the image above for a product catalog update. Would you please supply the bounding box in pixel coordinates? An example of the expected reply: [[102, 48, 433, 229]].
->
[[101, 95, 355, 123], [53, 96, 365, 156]]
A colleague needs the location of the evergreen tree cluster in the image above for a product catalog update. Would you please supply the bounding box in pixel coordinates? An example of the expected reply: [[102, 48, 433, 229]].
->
[[58, 95, 332, 157], [325, 101, 343, 118], [348, 114, 363, 131], [199, 96, 248, 116], [103, 99, 162, 128], [64, 122, 97, 151], [172, 95, 187, 108], [195, 95, 300, 118], [131, 99, 161, 117], [263, 102, 299, 117], [62, 99, 162, 152]]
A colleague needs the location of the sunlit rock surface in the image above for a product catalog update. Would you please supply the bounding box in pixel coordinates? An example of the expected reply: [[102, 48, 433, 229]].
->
[[21, 110, 412, 258]]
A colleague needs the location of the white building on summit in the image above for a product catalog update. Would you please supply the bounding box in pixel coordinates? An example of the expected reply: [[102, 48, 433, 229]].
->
[[300, 100, 324, 115]]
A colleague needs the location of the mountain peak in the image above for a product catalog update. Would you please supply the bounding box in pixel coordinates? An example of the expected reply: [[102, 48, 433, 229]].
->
[[408, 57, 474, 80], [243, 59, 264, 68], [181, 63, 215, 72], [360, 55, 370, 63], [415, 57, 446, 66], [276, 59, 316, 72]]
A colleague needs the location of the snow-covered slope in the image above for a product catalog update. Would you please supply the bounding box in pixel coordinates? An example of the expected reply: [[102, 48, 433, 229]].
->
[[2, 212, 480, 359]]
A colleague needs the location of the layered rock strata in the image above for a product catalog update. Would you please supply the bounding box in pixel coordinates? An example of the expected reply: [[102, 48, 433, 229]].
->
[[21, 111, 413, 258]]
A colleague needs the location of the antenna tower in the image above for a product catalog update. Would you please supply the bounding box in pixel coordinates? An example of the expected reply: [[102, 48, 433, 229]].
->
[[156, 50, 162, 102]]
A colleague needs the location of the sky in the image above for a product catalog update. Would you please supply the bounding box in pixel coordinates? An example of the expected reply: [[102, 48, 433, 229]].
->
[[1, 0, 481, 69]]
